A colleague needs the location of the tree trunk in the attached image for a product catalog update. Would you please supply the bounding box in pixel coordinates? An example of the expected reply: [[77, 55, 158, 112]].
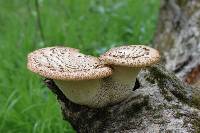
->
[[153, 0, 200, 86], [45, 0, 200, 132]]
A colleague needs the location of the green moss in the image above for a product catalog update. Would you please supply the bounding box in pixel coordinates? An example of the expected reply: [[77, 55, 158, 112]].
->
[[160, 88, 174, 102], [177, 0, 188, 7], [148, 64, 189, 103], [191, 88, 200, 109], [124, 95, 149, 117], [185, 112, 200, 132], [175, 111, 182, 119]]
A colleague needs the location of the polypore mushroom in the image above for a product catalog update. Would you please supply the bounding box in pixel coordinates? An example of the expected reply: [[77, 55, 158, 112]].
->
[[27, 46, 112, 107], [99, 45, 160, 102]]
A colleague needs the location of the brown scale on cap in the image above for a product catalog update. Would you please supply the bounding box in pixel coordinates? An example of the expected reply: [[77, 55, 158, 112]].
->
[[100, 45, 160, 67], [27, 46, 112, 80]]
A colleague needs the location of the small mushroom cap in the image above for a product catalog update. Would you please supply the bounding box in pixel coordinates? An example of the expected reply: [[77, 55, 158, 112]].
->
[[100, 45, 160, 67], [27, 46, 112, 80]]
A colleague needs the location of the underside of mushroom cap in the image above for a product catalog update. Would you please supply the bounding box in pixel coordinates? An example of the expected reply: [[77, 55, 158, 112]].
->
[[27, 46, 112, 80], [100, 45, 160, 67]]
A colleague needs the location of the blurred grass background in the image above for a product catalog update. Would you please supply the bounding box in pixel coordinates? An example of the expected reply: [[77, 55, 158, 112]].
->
[[0, 0, 160, 132]]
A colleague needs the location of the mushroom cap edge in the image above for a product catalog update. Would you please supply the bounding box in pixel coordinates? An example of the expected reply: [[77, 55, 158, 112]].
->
[[99, 45, 160, 67], [27, 46, 112, 80]]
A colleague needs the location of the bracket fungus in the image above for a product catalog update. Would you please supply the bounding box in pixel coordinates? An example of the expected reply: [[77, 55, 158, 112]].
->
[[27, 46, 112, 107], [27, 45, 160, 108], [99, 45, 160, 101]]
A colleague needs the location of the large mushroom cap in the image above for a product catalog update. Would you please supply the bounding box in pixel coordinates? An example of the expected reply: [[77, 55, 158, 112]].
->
[[27, 46, 112, 80], [100, 45, 160, 67]]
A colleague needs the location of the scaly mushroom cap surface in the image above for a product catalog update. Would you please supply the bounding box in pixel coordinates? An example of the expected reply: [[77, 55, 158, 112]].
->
[[100, 45, 160, 67], [27, 46, 112, 80]]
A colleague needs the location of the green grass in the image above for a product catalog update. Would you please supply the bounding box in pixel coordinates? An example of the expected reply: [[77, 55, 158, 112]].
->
[[0, 0, 160, 132]]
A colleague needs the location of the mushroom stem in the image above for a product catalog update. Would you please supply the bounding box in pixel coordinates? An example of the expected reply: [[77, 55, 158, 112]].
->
[[111, 66, 140, 86], [103, 66, 141, 104], [54, 79, 103, 107]]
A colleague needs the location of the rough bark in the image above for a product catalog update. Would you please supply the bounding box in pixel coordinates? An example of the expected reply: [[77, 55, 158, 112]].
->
[[45, 64, 200, 133], [153, 0, 200, 86], [44, 0, 200, 132]]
